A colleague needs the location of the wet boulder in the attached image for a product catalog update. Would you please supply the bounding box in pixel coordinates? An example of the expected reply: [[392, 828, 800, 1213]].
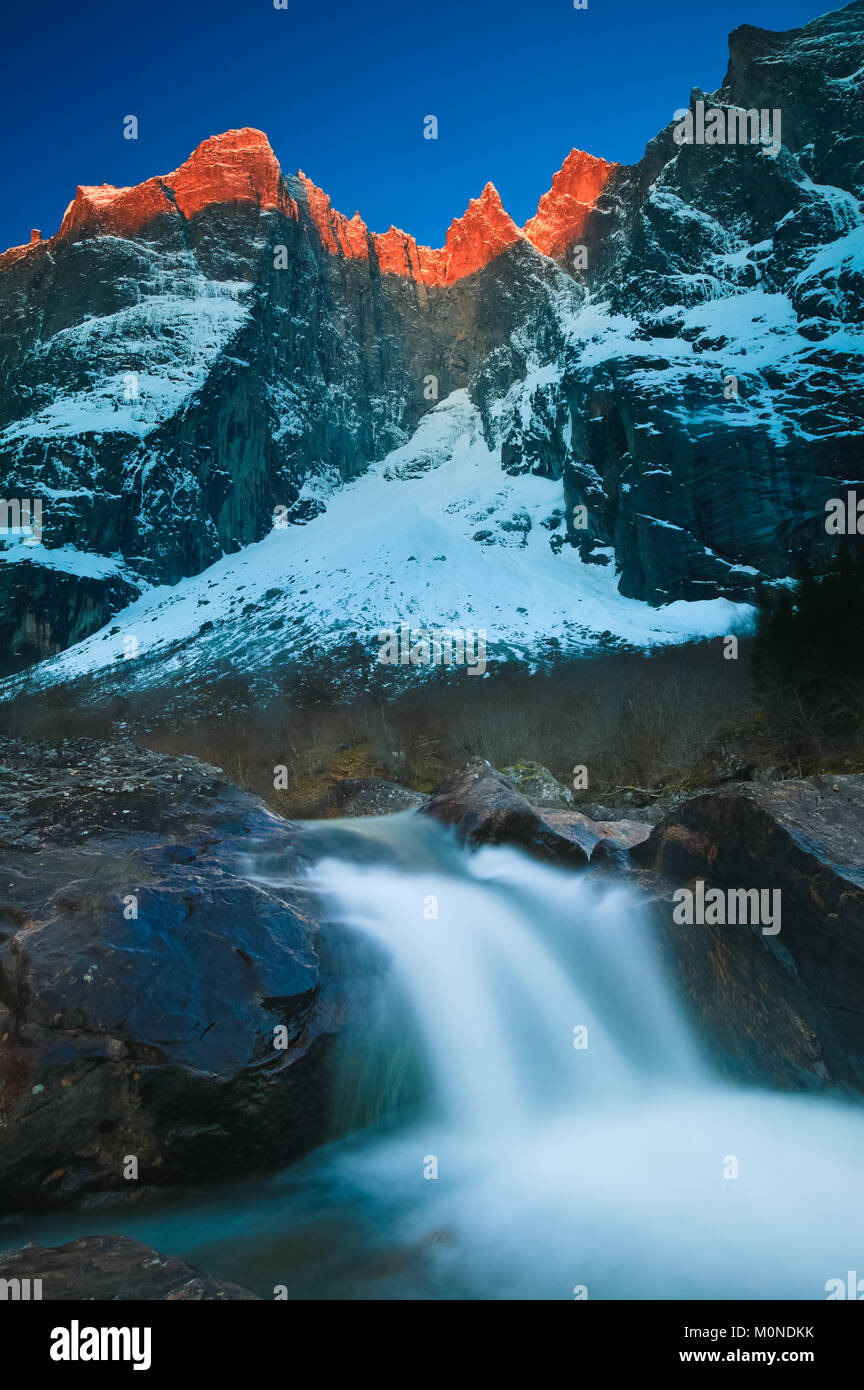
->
[[632, 775, 864, 1093], [0, 1234, 256, 1300], [423, 760, 591, 865], [499, 761, 574, 809], [0, 737, 363, 1213], [326, 777, 429, 817]]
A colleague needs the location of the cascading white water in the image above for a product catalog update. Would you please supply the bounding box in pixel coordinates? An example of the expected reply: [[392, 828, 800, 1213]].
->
[[290, 813, 864, 1300], [311, 822, 704, 1131], [6, 813, 864, 1299]]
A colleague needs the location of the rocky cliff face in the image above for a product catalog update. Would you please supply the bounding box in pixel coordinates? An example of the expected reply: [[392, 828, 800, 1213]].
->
[[0, 737, 386, 1210], [547, 2, 864, 604], [633, 774, 864, 1093], [0, 3, 862, 689]]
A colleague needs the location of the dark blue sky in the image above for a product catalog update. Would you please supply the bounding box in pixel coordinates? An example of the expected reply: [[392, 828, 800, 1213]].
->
[[1, 0, 835, 253]]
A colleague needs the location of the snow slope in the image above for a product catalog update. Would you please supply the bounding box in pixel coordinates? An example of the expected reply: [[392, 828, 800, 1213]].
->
[[14, 393, 752, 698], [0, 271, 252, 446]]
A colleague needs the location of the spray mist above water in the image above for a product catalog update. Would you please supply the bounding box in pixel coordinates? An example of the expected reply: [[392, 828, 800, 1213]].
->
[[299, 813, 864, 1299], [5, 814, 864, 1300]]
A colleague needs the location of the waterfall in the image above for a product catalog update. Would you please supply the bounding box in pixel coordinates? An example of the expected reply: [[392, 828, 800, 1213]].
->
[[309, 815, 704, 1133], [5, 813, 864, 1300], [288, 813, 864, 1300]]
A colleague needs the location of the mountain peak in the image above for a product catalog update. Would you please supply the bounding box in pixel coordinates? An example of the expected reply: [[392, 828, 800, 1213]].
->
[[163, 127, 286, 219], [293, 171, 524, 286], [523, 148, 618, 258], [2, 127, 293, 258], [297, 172, 371, 258], [442, 182, 522, 281], [1, 128, 613, 282]]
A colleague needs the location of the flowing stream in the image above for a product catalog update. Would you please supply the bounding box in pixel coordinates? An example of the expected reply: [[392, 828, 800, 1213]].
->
[[4, 813, 864, 1299]]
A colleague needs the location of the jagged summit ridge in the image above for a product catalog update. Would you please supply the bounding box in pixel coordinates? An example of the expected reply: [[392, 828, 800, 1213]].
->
[[0, 2, 862, 687], [0, 127, 615, 283], [48, 129, 293, 247], [524, 149, 619, 258]]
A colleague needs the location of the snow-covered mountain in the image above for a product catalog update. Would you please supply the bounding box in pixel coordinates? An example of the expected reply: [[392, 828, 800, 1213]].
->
[[1, 2, 862, 698], [16, 391, 749, 707]]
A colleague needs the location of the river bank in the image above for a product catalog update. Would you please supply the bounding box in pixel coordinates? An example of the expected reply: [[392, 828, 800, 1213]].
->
[[1, 738, 864, 1297]]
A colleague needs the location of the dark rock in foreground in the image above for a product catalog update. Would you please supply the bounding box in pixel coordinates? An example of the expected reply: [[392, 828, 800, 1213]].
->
[[542, 810, 653, 859], [0, 737, 369, 1213], [326, 777, 429, 817], [0, 1234, 256, 1300], [499, 762, 574, 809], [423, 759, 652, 866], [633, 775, 864, 1092], [423, 760, 591, 865]]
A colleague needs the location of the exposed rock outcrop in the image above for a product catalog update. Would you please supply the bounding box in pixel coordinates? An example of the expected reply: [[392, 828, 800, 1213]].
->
[[423, 759, 591, 864], [500, 761, 574, 808], [0, 737, 374, 1213], [632, 775, 864, 1091], [0, 6, 861, 686], [523, 149, 618, 258], [0, 1234, 257, 1299], [326, 778, 429, 817]]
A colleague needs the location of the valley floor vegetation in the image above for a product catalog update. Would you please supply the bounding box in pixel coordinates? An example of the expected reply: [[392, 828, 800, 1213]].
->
[[4, 550, 863, 816]]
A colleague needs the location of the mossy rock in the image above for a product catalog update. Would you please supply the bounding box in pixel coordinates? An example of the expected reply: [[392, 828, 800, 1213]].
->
[[500, 760, 573, 808]]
